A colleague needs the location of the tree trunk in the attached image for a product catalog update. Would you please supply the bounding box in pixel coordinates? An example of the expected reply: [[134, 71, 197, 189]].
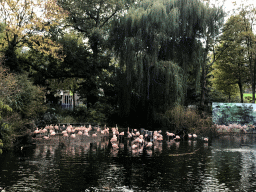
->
[[238, 81, 243, 103], [200, 64, 206, 107], [252, 58, 256, 103], [73, 90, 75, 111]]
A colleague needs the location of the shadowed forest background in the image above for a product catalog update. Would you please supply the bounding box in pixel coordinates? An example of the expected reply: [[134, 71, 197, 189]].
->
[[1, 0, 256, 151]]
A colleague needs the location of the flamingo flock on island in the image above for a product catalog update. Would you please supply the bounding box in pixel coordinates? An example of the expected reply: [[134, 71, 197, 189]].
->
[[32, 124, 208, 156]]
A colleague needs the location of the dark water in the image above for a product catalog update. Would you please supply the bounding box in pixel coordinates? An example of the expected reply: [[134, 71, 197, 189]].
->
[[1, 134, 256, 191]]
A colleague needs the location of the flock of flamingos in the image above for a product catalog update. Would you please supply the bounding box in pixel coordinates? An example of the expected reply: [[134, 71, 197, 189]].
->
[[33, 124, 208, 154]]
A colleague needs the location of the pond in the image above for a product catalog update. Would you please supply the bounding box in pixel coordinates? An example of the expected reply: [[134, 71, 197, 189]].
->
[[1, 131, 256, 191]]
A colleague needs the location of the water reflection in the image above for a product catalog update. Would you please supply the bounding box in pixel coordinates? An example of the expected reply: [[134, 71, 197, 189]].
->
[[203, 135, 256, 191], [1, 134, 256, 191]]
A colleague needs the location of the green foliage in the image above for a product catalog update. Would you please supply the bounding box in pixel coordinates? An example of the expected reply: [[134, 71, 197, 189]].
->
[[0, 62, 46, 148], [0, 100, 13, 151], [0, 121, 13, 150], [85, 102, 107, 124], [10, 73, 46, 121], [0, 63, 15, 150]]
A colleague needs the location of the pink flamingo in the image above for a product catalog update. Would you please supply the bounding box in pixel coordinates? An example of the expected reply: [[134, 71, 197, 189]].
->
[[112, 143, 119, 149], [132, 144, 138, 150], [50, 131, 56, 136], [34, 128, 40, 134], [43, 135, 49, 140], [77, 131, 83, 135], [110, 135, 117, 143], [146, 142, 153, 148], [84, 131, 89, 136]]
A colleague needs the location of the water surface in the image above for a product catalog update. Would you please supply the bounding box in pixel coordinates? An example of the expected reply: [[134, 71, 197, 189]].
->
[[1, 134, 256, 191]]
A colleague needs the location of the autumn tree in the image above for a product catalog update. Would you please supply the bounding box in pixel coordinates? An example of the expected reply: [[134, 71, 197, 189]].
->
[[0, 0, 68, 72]]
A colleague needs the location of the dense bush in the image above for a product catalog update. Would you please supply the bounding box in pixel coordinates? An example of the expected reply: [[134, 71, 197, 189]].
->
[[0, 100, 13, 153], [164, 104, 215, 136], [0, 63, 47, 149]]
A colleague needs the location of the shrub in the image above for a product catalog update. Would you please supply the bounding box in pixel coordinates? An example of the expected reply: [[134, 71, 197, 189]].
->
[[0, 63, 46, 149], [0, 100, 13, 152], [164, 104, 214, 136], [10, 73, 46, 120]]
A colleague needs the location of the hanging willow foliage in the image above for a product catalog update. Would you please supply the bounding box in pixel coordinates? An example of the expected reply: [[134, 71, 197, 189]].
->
[[110, 0, 224, 127]]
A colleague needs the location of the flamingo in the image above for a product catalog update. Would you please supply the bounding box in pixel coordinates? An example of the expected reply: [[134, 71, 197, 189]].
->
[[193, 134, 197, 139], [204, 137, 209, 142], [110, 135, 118, 143], [54, 125, 59, 130], [42, 128, 48, 135], [43, 135, 49, 140], [146, 142, 153, 148], [50, 131, 56, 136], [132, 144, 138, 150], [127, 132, 132, 138], [138, 138, 144, 146], [34, 128, 40, 134], [70, 134, 76, 138], [157, 135, 163, 141], [112, 143, 119, 149], [77, 131, 83, 135]]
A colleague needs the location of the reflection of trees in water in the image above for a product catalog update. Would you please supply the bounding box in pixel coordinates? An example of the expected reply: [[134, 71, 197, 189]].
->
[[215, 151, 241, 190], [207, 135, 256, 191], [1, 135, 217, 191], [239, 149, 256, 191]]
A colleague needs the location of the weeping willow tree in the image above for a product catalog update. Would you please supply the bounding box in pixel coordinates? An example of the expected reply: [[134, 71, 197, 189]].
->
[[110, 0, 224, 128]]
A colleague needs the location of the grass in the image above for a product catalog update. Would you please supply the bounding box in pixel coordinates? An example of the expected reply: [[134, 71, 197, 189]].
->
[[243, 93, 256, 103]]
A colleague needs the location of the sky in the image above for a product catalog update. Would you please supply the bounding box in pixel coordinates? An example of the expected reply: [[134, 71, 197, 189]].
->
[[222, 0, 256, 18]]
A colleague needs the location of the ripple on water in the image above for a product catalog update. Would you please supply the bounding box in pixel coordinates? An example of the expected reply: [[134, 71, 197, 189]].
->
[[3, 135, 256, 191]]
